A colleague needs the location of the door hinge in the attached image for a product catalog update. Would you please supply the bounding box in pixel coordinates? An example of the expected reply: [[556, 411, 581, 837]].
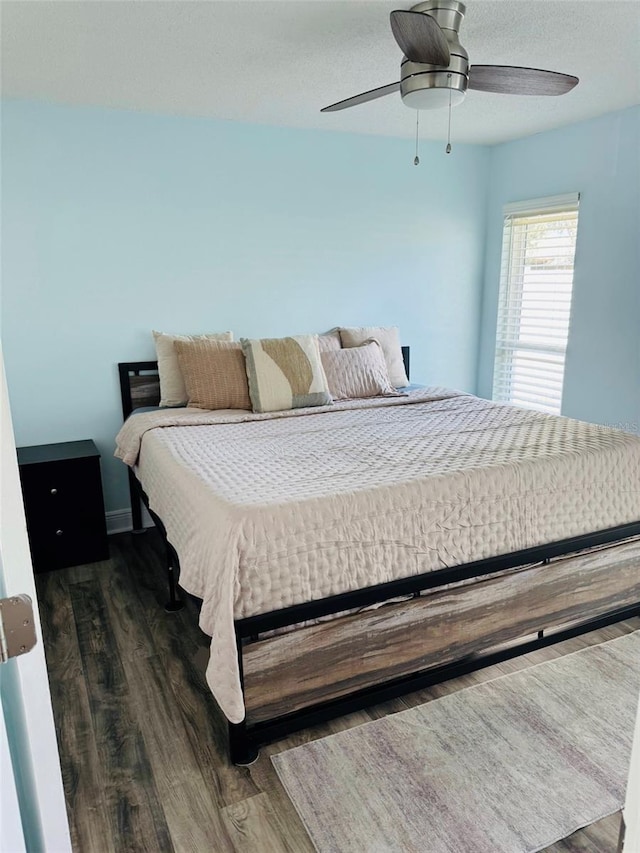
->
[[0, 595, 37, 663]]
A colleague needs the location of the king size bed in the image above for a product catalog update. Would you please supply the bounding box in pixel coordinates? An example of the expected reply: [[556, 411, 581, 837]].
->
[[116, 350, 640, 764]]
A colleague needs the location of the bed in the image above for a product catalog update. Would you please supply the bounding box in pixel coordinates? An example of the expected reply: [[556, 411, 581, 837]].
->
[[116, 351, 640, 764]]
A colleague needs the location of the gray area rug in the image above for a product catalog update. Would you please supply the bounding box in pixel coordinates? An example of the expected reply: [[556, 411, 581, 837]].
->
[[272, 632, 640, 853]]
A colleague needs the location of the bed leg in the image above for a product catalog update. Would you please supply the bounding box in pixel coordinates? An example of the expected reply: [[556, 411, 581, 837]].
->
[[228, 721, 259, 766], [165, 563, 184, 613], [128, 469, 146, 534]]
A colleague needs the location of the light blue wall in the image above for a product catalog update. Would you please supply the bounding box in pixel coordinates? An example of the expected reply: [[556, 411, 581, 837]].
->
[[1, 100, 490, 512], [477, 106, 640, 434]]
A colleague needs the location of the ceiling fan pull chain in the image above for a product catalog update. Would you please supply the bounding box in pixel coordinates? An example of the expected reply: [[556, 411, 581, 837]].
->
[[446, 75, 453, 154], [414, 111, 420, 165]]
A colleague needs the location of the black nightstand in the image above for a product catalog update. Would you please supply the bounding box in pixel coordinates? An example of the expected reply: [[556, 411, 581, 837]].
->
[[17, 440, 109, 573]]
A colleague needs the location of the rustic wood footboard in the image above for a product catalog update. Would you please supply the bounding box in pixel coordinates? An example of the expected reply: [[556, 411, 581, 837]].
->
[[226, 527, 640, 764], [243, 539, 640, 724]]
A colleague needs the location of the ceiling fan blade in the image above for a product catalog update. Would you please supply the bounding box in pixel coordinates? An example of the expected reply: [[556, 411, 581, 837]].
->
[[321, 81, 400, 113], [390, 10, 450, 65], [468, 65, 579, 96]]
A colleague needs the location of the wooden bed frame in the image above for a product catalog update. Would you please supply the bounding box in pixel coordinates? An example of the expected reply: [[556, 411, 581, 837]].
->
[[117, 353, 640, 764]]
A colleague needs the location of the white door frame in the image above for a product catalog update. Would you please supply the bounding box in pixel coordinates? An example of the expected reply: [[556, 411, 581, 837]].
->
[[0, 346, 71, 851], [1, 701, 26, 853]]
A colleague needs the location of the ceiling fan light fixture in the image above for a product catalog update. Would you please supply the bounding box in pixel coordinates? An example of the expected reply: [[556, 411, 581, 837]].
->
[[400, 62, 468, 110], [402, 86, 466, 110]]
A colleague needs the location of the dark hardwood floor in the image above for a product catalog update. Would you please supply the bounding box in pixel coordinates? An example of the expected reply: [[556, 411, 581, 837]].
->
[[36, 530, 632, 852]]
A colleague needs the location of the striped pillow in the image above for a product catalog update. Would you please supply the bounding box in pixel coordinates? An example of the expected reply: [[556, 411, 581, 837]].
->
[[241, 335, 332, 413], [153, 329, 233, 407], [174, 339, 251, 410]]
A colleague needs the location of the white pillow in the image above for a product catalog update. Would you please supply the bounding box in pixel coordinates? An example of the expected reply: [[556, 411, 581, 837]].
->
[[339, 325, 409, 387], [153, 330, 233, 407]]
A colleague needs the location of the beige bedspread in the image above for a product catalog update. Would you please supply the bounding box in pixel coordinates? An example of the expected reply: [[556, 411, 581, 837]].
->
[[115, 389, 640, 722]]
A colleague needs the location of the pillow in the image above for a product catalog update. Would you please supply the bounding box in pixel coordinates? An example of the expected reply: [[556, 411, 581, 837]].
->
[[173, 339, 251, 411], [321, 340, 399, 401], [317, 329, 342, 352], [153, 330, 233, 407], [241, 334, 332, 413], [339, 325, 409, 388]]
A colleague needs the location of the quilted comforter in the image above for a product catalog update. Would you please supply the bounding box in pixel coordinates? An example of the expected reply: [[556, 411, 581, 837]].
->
[[115, 388, 640, 722]]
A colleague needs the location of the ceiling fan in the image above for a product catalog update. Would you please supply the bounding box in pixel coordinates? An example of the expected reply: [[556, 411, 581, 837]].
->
[[321, 0, 579, 114]]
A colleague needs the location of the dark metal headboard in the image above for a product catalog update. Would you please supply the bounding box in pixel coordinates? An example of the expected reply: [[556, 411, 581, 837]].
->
[[402, 345, 410, 385], [118, 362, 161, 419], [118, 346, 410, 421]]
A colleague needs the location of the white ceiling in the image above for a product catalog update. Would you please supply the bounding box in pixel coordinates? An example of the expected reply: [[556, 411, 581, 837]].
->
[[2, 0, 639, 145]]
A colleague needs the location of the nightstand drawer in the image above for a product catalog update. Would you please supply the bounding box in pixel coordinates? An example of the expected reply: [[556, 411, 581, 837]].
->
[[20, 458, 104, 526], [27, 517, 109, 573], [18, 440, 109, 573]]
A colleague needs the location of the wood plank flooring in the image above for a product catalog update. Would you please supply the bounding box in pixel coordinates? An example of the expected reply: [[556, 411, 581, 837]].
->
[[35, 530, 633, 852]]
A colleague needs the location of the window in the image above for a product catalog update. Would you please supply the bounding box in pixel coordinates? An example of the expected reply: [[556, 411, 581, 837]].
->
[[492, 193, 580, 415]]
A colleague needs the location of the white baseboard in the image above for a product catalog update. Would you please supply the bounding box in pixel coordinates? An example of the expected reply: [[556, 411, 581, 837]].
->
[[106, 507, 154, 535]]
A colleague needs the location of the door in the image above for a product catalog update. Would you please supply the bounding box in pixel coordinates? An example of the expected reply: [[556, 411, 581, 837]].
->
[[0, 346, 71, 851]]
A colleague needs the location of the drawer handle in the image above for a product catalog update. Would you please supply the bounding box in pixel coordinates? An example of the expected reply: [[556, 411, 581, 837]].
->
[[50, 488, 58, 495], [56, 529, 63, 537]]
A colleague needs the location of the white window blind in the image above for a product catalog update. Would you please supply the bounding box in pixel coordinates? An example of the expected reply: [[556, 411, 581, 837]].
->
[[492, 193, 580, 415]]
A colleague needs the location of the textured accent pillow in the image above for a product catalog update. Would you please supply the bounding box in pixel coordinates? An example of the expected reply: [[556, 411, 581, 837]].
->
[[317, 329, 342, 352], [339, 325, 409, 388], [321, 340, 399, 400], [153, 330, 233, 407], [241, 335, 332, 413], [173, 340, 251, 411]]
